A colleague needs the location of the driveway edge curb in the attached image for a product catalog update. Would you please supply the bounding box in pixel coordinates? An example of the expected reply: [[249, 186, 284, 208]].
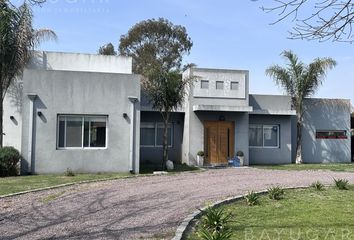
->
[[172, 185, 308, 240]]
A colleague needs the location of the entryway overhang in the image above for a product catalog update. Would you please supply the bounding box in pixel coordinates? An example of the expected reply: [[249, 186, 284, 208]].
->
[[250, 109, 296, 116], [193, 105, 253, 112]]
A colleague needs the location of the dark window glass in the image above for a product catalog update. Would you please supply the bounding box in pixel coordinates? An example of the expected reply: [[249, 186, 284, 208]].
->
[[140, 123, 155, 146], [58, 119, 65, 148], [66, 117, 82, 147], [156, 124, 172, 146]]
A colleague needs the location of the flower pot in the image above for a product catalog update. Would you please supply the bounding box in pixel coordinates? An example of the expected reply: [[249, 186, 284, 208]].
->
[[238, 156, 244, 166], [197, 155, 204, 166]]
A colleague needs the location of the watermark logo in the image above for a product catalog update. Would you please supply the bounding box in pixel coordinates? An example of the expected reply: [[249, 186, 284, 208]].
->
[[244, 227, 353, 240], [21, 0, 112, 14]]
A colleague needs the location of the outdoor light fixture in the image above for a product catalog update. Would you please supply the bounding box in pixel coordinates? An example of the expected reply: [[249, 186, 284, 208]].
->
[[37, 111, 43, 117], [123, 113, 128, 118], [219, 115, 226, 121], [10, 116, 15, 120]]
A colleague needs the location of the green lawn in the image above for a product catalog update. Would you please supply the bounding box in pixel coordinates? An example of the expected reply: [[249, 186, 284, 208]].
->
[[0, 173, 131, 196], [188, 186, 354, 240], [0, 163, 200, 196], [253, 163, 354, 172]]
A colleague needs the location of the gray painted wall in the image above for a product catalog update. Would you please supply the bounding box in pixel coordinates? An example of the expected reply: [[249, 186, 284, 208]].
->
[[21, 69, 140, 174], [3, 79, 23, 150], [249, 115, 293, 165], [28, 51, 132, 74], [182, 68, 250, 165], [140, 112, 184, 164], [302, 99, 351, 163]]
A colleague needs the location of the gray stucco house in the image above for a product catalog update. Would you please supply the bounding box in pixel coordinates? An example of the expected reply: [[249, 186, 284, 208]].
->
[[4, 52, 354, 174]]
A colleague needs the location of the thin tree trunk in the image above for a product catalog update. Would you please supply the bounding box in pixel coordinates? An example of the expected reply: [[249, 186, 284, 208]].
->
[[0, 96, 3, 148], [295, 113, 303, 164], [162, 111, 170, 170]]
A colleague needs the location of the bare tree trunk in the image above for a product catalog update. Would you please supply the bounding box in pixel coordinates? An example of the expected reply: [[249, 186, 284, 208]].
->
[[0, 96, 3, 148], [295, 113, 303, 164], [161, 111, 170, 170]]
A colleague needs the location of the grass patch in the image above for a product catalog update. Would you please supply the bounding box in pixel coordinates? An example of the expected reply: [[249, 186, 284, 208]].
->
[[188, 186, 354, 239], [253, 163, 354, 172], [0, 172, 130, 196], [41, 190, 66, 203]]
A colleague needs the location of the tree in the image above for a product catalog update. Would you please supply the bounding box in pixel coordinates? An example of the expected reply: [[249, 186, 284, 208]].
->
[[260, 0, 354, 42], [119, 18, 193, 169], [266, 50, 336, 164], [98, 43, 116, 55], [0, 1, 56, 147]]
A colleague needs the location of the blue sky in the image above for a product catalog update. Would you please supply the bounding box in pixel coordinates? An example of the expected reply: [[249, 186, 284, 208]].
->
[[23, 0, 353, 104]]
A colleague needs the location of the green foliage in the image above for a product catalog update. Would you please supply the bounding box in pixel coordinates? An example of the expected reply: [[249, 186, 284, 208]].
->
[[0, 146, 21, 177], [0, 1, 56, 146], [119, 18, 193, 167], [266, 50, 336, 163], [236, 151, 244, 157], [311, 181, 325, 191], [119, 17, 193, 75], [244, 191, 259, 206], [64, 168, 75, 177], [334, 178, 349, 190], [197, 150, 204, 157], [197, 206, 232, 240], [267, 186, 285, 200], [98, 42, 116, 55]]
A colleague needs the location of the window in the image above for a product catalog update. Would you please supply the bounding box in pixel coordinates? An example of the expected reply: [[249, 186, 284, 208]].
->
[[140, 122, 173, 147], [231, 81, 239, 90], [58, 115, 107, 149], [201, 80, 209, 89], [249, 125, 279, 148], [216, 81, 224, 90], [316, 130, 347, 139]]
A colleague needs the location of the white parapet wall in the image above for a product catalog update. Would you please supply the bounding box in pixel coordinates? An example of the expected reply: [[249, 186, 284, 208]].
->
[[28, 51, 133, 74]]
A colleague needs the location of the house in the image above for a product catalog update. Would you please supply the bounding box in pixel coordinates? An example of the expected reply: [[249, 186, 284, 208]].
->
[[4, 52, 353, 174]]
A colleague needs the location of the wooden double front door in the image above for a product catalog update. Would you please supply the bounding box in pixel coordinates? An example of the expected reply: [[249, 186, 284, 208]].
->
[[204, 121, 235, 165]]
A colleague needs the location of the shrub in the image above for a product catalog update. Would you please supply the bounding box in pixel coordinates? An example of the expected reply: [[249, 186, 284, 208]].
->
[[236, 151, 244, 157], [310, 181, 325, 191], [0, 146, 21, 177], [334, 178, 349, 190], [244, 191, 259, 206], [65, 168, 75, 177], [267, 186, 285, 200], [197, 206, 232, 240], [197, 151, 204, 157]]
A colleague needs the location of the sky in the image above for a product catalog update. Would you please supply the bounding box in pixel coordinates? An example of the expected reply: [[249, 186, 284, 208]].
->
[[17, 0, 354, 104]]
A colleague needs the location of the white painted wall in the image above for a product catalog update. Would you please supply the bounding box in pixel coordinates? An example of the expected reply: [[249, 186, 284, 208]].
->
[[28, 51, 132, 74]]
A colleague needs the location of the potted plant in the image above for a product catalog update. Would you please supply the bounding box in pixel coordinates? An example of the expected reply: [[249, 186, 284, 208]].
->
[[197, 150, 204, 166], [236, 150, 244, 166]]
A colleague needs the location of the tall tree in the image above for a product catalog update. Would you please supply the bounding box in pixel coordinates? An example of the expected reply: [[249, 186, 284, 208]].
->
[[266, 50, 336, 164], [119, 18, 193, 169], [0, 1, 56, 146], [260, 0, 354, 42], [98, 42, 116, 55]]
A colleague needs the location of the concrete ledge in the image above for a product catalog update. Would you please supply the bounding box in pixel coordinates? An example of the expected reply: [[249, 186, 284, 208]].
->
[[193, 105, 253, 112], [172, 185, 308, 240]]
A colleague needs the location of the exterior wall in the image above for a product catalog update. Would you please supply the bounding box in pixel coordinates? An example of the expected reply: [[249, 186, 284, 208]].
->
[[140, 112, 184, 164], [21, 69, 140, 174], [250, 94, 292, 112], [302, 99, 351, 163], [182, 68, 250, 165], [249, 115, 293, 164], [28, 51, 132, 74], [3, 79, 23, 150]]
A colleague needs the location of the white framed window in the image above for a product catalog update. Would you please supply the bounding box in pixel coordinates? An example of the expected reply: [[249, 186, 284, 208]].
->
[[140, 122, 173, 147], [231, 81, 239, 90], [216, 81, 224, 90], [57, 115, 107, 149], [249, 124, 279, 148], [201, 80, 209, 89]]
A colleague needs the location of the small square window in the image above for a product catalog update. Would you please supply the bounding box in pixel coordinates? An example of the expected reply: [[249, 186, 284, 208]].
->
[[231, 82, 239, 90], [201, 80, 209, 89], [216, 81, 224, 90]]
